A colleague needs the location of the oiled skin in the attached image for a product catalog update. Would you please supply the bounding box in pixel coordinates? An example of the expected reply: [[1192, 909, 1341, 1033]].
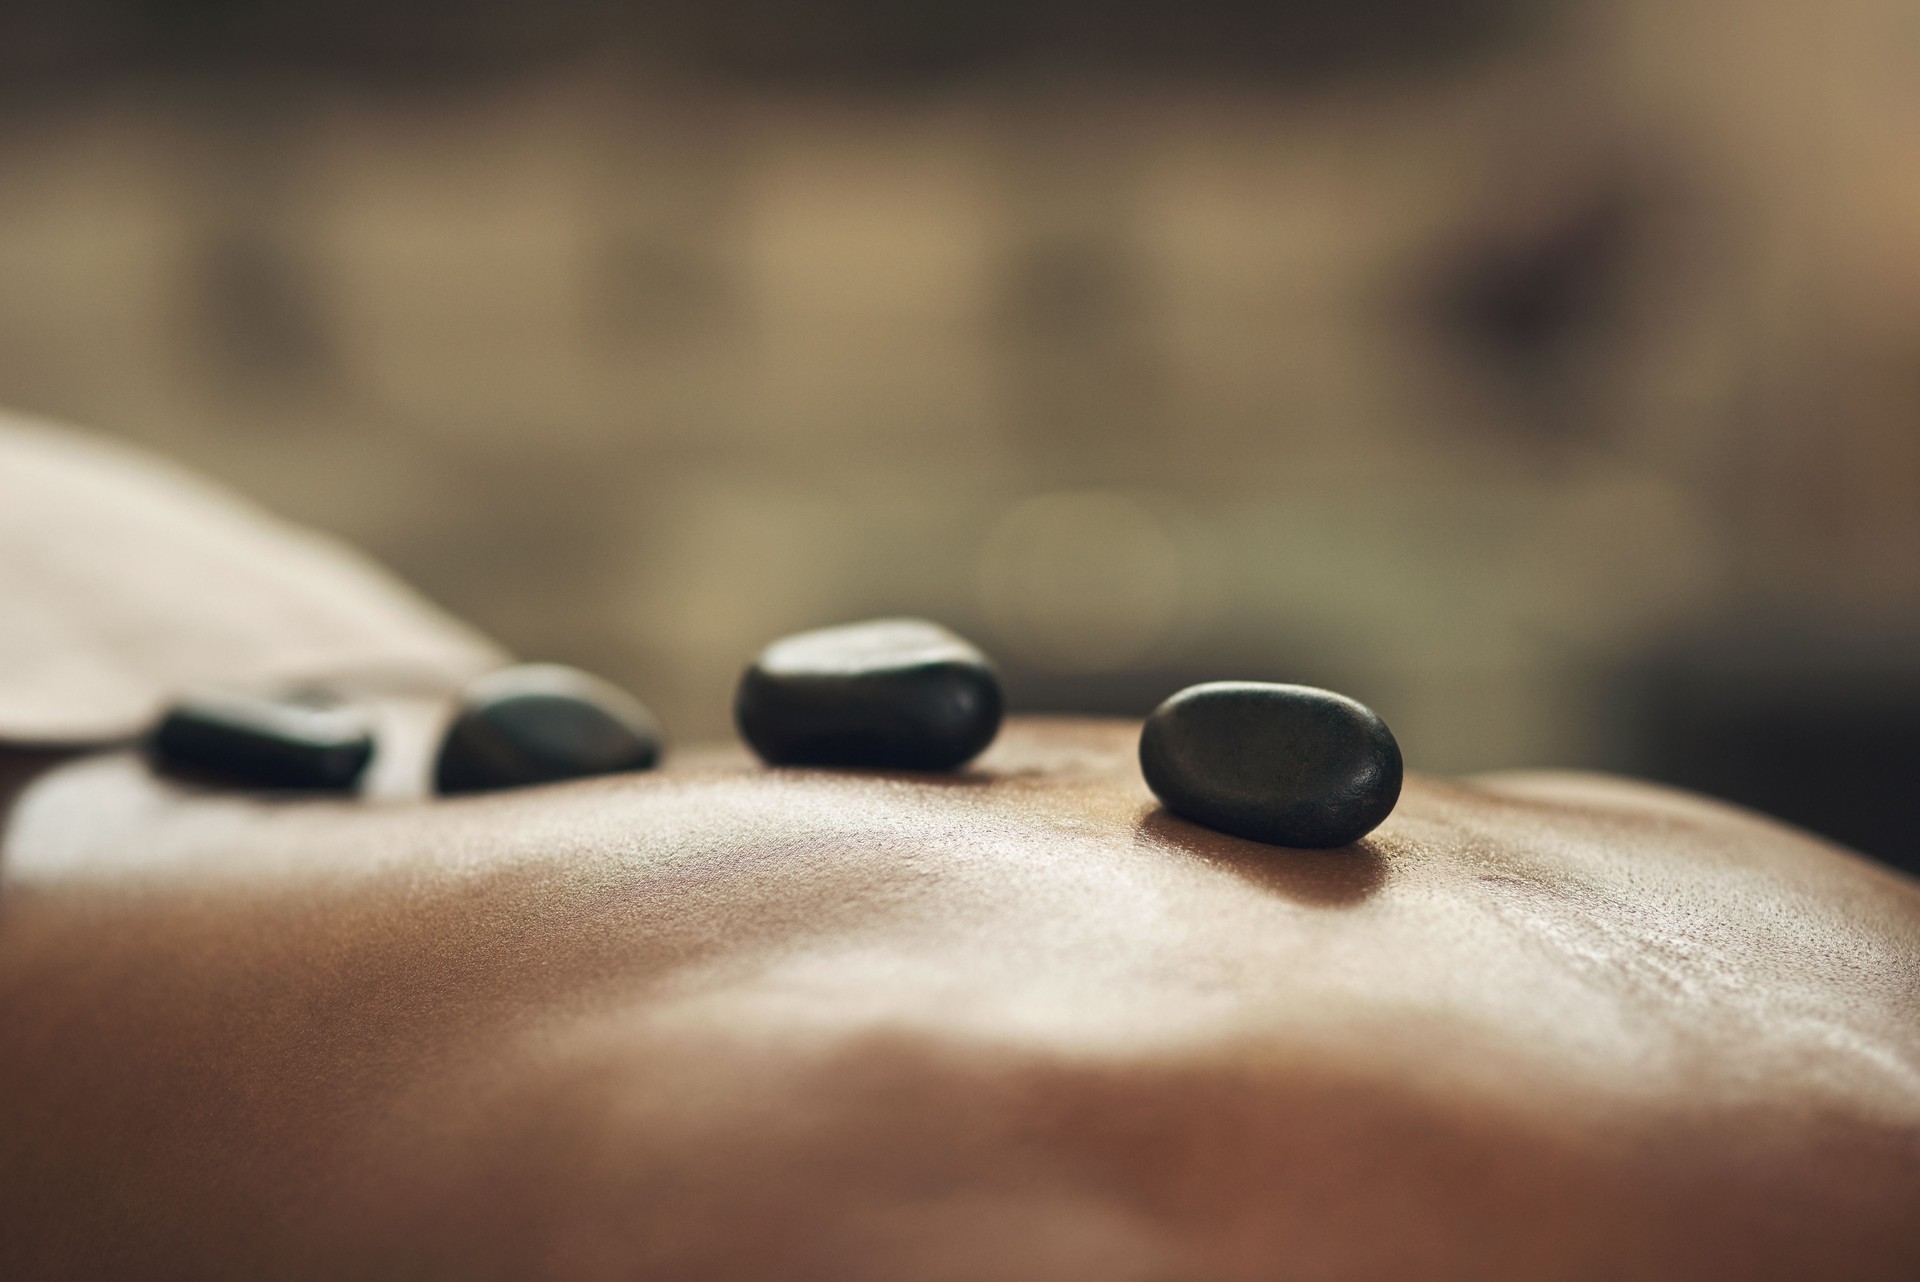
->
[[2, 719, 1916, 1280]]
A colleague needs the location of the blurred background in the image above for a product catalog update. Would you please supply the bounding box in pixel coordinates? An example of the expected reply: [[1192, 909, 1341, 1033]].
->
[[1, 0, 1916, 869]]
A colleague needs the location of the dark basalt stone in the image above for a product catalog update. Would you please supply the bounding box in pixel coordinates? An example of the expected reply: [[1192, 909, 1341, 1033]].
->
[[735, 618, 1003, 770], [1139, 681, 1402, 848], [435, 664, 662, 795], [148, 688, 375, 791]]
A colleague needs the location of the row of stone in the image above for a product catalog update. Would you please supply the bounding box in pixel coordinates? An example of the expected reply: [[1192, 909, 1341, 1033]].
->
[[147, 618, 1402, 849]]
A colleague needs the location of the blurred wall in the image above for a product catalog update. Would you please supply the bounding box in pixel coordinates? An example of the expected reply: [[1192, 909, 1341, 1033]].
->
[[2, 0, 1917, 864]]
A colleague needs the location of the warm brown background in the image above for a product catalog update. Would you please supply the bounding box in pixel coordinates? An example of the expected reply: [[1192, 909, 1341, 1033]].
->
[[1, 0, 1916, 866]]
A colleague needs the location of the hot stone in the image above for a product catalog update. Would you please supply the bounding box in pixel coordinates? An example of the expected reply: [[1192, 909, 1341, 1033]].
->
[[735, 618, 1002, 770], [149, 688, 375, 791], [435, 664, 662, 794], [1139, 681, 1402, 848]]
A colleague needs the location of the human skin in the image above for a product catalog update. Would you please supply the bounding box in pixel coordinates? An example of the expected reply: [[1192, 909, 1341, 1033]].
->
[[1, 718, 1916, 1280]]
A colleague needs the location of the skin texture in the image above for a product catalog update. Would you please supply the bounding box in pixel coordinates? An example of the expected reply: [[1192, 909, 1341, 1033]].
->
[[2, 718, 1917, 1281]]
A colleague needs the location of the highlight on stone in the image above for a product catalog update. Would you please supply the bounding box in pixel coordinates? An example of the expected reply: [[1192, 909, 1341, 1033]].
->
[[148, 687, 376, 792], [1139, 680, 1402, 848], [435, 663, 662, 794], [735, 617, 1003, 770]]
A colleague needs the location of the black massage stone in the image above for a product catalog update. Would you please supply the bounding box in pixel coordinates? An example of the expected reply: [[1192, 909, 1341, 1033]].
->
[[1140, 681, 1402, 848], [148, 688, 375, 791], [435, 664, 662, 794], [735, 618, 1003, 770]]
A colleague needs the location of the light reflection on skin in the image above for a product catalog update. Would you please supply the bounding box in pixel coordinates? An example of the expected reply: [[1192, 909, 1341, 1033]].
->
[[1, 720, 1917, 1277]]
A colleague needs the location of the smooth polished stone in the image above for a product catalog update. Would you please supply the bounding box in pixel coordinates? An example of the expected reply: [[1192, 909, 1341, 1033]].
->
[[434, 664, 662, 795], [735, 618, 1003, 770], [148, 688, 375, 791], [1139, 681, 1402, 848]]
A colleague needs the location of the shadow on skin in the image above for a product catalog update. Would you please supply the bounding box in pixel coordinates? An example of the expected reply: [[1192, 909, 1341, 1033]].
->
[[1134, 807, 1389, 907]]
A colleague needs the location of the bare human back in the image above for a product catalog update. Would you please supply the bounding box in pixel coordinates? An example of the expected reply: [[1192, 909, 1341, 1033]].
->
[[0, 419, 1915, 1280]]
